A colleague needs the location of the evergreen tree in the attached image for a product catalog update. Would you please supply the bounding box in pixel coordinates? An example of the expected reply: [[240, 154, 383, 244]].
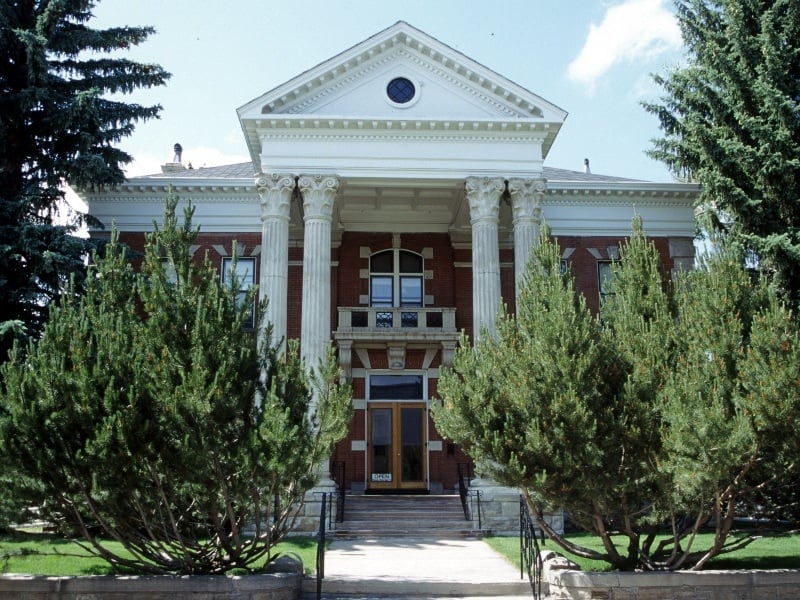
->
[[645, 0, 800, 303], [0, 0, 169, 360], [435, 221, 800, 570], [659, 247, 800, 569], [0, 194, 352, 574]]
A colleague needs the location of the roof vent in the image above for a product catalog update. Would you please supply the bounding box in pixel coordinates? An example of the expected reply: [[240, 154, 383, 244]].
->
[[161, 143, 187, 173], [583, 158, 591, 174]]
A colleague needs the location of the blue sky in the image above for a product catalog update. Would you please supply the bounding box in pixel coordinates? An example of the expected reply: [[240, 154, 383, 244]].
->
[[90, 0, 685, 182]]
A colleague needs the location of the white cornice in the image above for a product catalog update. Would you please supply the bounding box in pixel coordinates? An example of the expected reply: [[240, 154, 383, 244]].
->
[[255, 117, 550, 134], [82, 178, 255, 196]]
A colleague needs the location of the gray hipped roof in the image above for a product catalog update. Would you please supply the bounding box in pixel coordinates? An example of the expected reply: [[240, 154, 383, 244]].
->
[[135, 162, 644, 184]]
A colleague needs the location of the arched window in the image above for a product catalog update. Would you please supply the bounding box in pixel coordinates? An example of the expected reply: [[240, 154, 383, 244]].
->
[[370, 249, 424, 308]]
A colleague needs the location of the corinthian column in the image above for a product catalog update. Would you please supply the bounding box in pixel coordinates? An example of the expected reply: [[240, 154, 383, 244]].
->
[[465, 176, 505, 340], [256, 173, 295, 354], [508, 177, 546, 301], [297, 174, 339, 382]]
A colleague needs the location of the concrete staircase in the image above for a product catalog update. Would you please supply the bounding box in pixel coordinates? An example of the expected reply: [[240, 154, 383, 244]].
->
[[332, 494, 480, 539]]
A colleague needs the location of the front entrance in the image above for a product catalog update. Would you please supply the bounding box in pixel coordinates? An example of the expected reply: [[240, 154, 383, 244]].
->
[[367, 402, 427, 491]]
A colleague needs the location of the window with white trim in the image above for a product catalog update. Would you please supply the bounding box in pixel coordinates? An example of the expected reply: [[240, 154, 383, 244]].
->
[[221, 257, 256, 328], [370, 249, 423, 327], [598, 260, 615, 303]]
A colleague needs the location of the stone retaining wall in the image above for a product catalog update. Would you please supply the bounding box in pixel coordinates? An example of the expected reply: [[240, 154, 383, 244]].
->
[[0, 557, 302, 600], [541, 551, 800, 599]]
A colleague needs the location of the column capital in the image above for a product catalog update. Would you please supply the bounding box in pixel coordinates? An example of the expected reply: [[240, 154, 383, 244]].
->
[[465, 176, 505, 223], [255, 173, 294, 221], [507, 177, 546, 223], [507, 176, 546, 198], [298, 174, 339, 221]]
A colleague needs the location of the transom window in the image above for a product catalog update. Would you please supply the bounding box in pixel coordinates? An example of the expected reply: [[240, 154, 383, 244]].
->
[[369, 374, 424, 400], [222, 257, 256, 328], [370, 249, 423, 308]]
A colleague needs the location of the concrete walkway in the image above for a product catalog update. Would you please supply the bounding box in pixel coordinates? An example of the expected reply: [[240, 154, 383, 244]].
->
[[302, 537, 533, 599]]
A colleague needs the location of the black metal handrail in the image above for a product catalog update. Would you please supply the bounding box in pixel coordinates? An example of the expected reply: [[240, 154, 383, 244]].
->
[[458, 463, 472, 521], [457, 463, 471, 520], [315, 492, 327, 600], [519, 495, 544, 600], [331, 460, 346, 523], [457, 463, 483, 528]]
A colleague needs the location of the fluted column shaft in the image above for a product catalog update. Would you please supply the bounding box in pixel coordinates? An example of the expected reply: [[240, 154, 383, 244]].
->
[[465, 176, 505, 340], [256, 173, 294, 354], [298, 175, 338, 382], [508, 177, 546, 301]]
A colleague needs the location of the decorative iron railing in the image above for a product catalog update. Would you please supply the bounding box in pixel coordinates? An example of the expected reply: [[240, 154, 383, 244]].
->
[[337, 307, 457, 332], [519, 495, 544, 600]]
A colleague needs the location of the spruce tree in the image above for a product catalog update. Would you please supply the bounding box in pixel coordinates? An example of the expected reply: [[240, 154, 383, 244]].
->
[[645, 0, 800, 303], [0, 0, 169, 360]]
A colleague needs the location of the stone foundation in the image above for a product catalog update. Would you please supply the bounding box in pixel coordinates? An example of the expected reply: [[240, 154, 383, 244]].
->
[[291, 484, 337, 534], [0, 557, 302, 600], [472, 482, 564, 536], [541, 551, 800, 599]]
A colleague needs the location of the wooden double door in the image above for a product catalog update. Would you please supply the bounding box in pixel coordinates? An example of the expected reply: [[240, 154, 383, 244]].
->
[[367, 402, 427, 492]]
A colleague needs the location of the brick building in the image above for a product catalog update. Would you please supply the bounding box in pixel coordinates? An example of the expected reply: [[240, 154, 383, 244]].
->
[[79, 22, 697, 530]]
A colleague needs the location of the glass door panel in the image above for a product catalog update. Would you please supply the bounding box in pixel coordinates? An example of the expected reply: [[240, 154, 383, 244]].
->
[[369, 407, 393, 485], [367, 403, 427, 491], [400, 407, 424, 482]]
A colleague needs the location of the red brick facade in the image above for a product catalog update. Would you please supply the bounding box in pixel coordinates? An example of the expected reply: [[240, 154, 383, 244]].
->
[[116, 227, 689, 494]]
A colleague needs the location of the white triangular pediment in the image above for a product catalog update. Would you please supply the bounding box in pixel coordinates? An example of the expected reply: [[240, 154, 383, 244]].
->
[[238, 21, 568, 177], [239, 22, 566, 118], [274, 48, 529, 121]]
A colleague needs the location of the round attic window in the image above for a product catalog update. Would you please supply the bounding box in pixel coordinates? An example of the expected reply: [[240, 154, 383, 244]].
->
[[387, 77, 416, 104]]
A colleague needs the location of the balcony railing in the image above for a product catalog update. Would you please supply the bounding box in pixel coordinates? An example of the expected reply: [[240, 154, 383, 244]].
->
[[336, 307, 456, 333]]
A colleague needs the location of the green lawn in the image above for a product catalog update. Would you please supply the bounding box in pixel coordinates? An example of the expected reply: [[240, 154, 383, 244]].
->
[[0, 530, 319, 576], [485, 531, 800, 572]]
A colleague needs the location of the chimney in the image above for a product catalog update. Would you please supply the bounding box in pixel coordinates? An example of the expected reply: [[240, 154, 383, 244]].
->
[[583, 158, 591, 174], [161, 143, 187, 173]]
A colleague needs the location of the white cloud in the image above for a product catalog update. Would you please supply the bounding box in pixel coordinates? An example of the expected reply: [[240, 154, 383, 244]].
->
[[567, 0, 682, 93]]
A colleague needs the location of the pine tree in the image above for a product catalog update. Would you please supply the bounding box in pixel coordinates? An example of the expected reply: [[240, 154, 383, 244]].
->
[[435, 220, 800, 570], [435, 227, 641, 569], [659, 247, 800, 569], [0, 194, 352, 574], [0, 0, 169, 360], [645, 0, 800, 303]]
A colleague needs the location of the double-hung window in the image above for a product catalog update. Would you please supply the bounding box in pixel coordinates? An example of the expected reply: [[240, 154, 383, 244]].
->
[[597, 260, 615, 303], [222, 257, 256, 328], [370, 249, 424, 327]]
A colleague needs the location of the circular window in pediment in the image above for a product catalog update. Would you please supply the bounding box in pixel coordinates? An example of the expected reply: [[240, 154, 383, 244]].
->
[[387, 77, 416, 104]]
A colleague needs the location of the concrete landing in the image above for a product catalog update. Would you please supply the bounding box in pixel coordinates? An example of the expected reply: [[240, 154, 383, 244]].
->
[[303, 537, 532, 598]]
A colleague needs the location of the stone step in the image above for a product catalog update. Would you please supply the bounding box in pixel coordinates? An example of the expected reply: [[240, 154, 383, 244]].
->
[[332, 529, 479, 540], [333, 494, 478, 540], [340, 519, 465, 528]]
